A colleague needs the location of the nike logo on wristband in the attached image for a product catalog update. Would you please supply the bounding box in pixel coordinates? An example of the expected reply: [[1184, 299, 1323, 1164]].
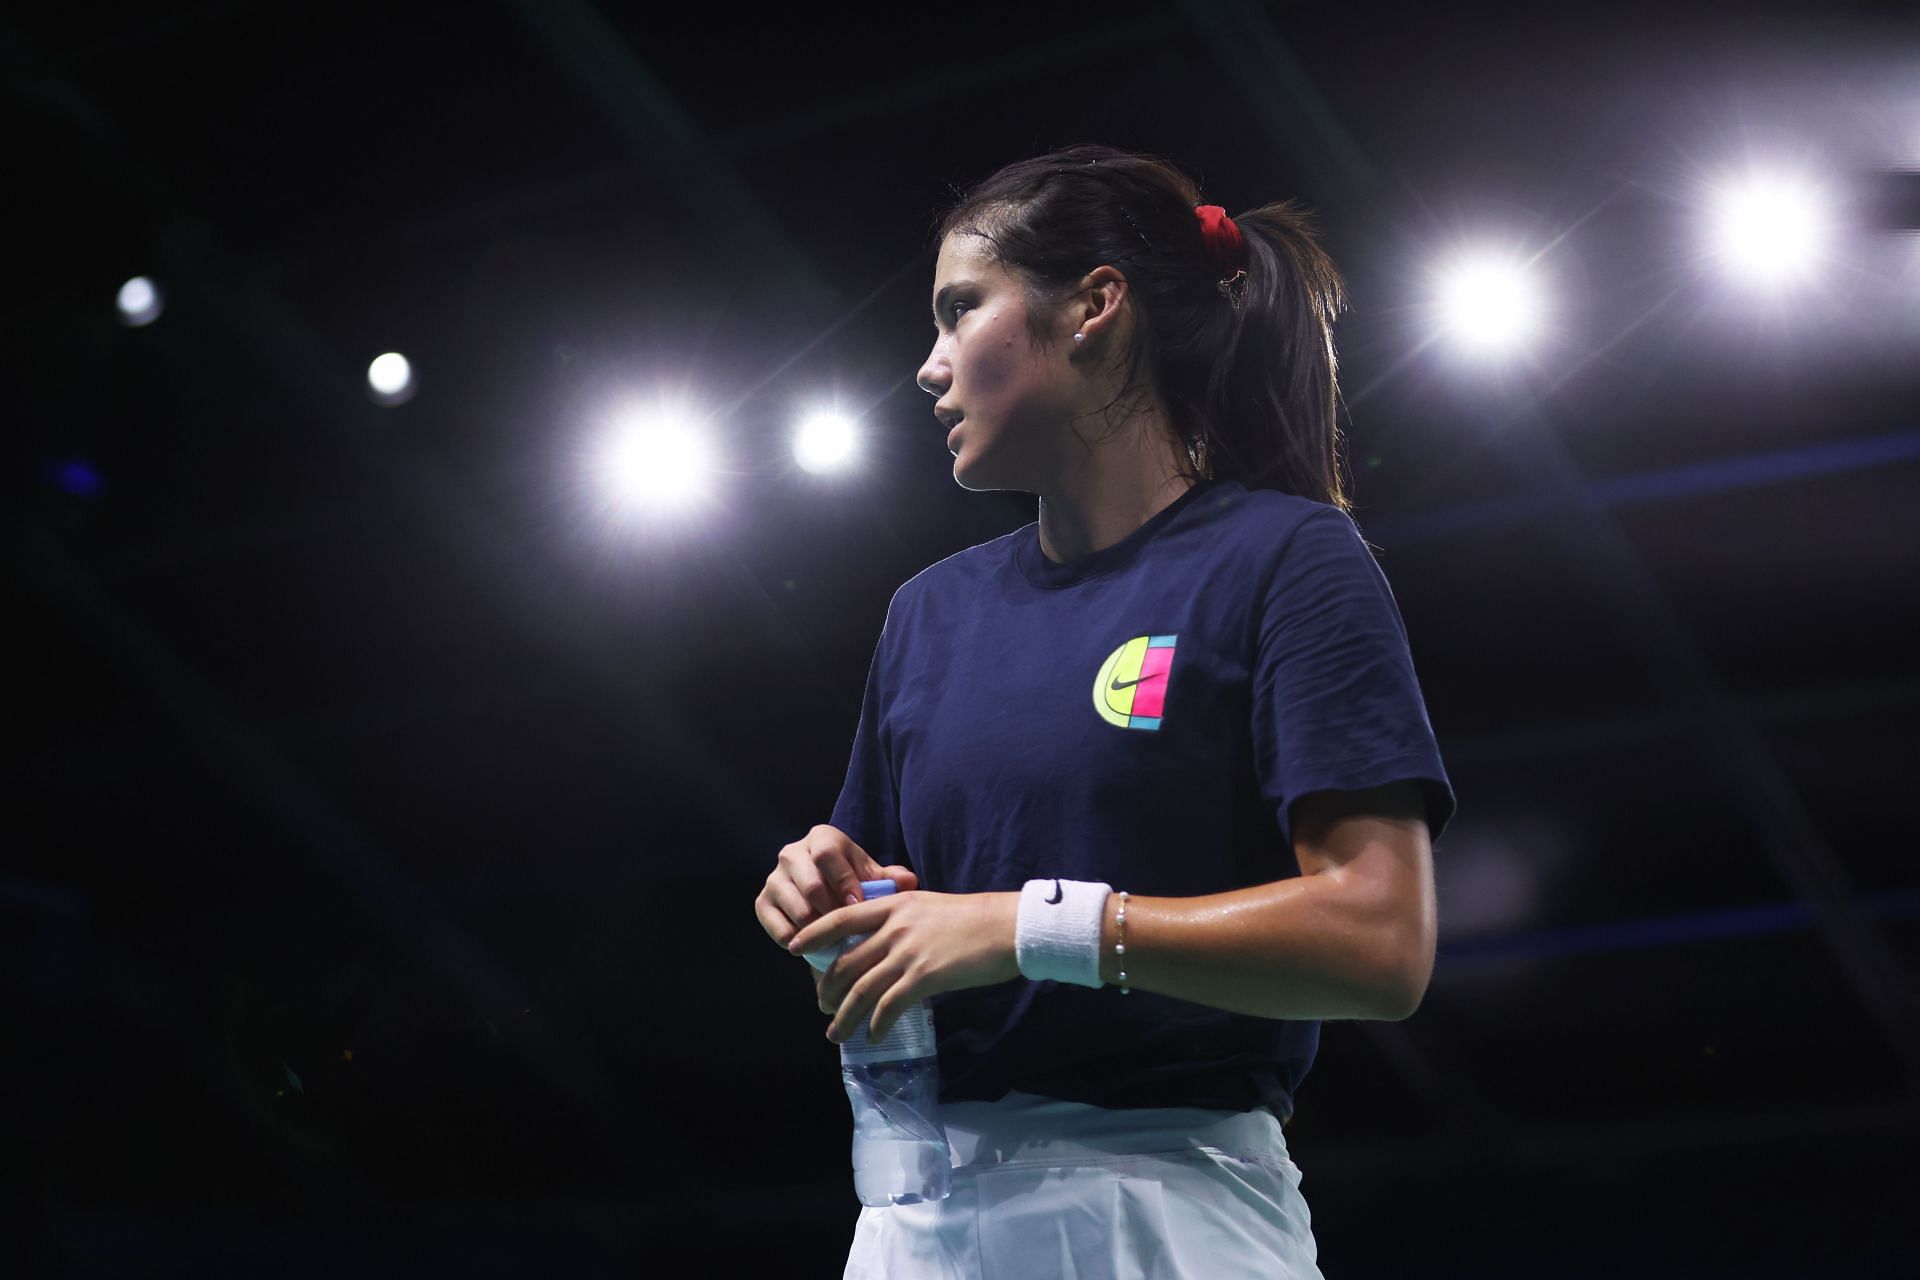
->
[[1046, 879, 1063, 904]]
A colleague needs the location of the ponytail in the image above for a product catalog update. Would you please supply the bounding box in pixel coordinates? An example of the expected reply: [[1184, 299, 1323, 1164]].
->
[[1204, 200, 1351, 511], [935, 145, 1352, 512]]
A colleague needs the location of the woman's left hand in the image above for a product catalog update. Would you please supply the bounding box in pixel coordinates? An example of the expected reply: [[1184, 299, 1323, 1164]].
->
[[787, 890, 1021, 1043]]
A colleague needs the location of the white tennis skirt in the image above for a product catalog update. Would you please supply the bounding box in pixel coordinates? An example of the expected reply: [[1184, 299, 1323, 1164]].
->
[[843, 1089, 1326, 1280]]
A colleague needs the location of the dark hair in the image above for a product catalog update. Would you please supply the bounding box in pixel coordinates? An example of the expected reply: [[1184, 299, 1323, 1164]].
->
[[935, 143, 1351, 511]]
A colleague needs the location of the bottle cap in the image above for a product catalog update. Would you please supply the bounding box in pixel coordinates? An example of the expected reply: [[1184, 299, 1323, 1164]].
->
[[859, 879, 897, 899]]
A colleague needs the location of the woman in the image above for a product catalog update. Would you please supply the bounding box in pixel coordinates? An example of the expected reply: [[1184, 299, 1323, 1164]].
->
[[754, 144, 1456, 1278]]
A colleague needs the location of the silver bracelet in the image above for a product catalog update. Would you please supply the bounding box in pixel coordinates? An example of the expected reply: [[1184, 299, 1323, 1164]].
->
[[1114, 890, 1131, 994]]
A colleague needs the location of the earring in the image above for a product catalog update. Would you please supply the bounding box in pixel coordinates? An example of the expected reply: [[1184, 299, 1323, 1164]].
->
[[1072, 332, 1084, 345]]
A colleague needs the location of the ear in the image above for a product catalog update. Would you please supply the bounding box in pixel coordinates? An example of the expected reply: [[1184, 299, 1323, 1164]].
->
[[1072, 265, 1130, 345]]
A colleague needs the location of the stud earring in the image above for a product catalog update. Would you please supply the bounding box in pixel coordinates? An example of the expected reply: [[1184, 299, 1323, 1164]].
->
[[1072, 332, 1084, 345]]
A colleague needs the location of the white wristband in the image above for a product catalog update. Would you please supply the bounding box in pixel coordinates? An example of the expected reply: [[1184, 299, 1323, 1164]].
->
[[1015, 878, 1112, 988]]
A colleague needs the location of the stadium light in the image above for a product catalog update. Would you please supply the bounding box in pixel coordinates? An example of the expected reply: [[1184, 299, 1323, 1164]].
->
[[1433, 251, 1547, 359], [793, 410, 857, 474], [1705, 169, 1833, 289], [116, 276, 163, 327], [368, 352, 416, 406], [596, 401, 719, 513]]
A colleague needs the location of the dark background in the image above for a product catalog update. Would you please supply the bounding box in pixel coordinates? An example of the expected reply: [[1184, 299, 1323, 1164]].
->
[[6, 1, 1918, 1275]]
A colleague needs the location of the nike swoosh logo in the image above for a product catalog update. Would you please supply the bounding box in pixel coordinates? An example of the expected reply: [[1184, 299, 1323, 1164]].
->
[[1046, 880, 1062, 904], [1110, 673, 1162, 691]]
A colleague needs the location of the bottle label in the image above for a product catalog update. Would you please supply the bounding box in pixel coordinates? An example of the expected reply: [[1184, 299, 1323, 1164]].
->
[[840, 1001, 937, 1066]]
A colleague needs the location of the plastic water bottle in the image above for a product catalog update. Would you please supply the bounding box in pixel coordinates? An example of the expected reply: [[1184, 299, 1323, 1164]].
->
[[802, 878, 953, 1207]]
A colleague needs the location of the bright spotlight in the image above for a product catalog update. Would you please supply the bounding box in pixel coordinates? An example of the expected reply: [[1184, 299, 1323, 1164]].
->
[[596, 404, 719, 512], [116, 276, 163, 326], [367, 352, 415, 405], [794, 411, 856, 474], [1434, 252, 1545, 356], [1707, 171, 1831, 288]]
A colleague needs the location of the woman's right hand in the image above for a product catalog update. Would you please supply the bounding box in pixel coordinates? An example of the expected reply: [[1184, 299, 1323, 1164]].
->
[[754, 823, 918, 952]]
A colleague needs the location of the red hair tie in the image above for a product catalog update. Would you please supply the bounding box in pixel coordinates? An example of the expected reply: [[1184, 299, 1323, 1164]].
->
[[1194, 205, 1247, 280]]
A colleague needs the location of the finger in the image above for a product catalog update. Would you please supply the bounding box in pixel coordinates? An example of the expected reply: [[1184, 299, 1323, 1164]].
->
[[788, 899, 889, 959], [867, 956, 935, 1044], [880, 865, 919, 892], [811, 831, 878, 909], [817, 951, 848, 1014], [817, 824, 886, 883], [865, 981, 896, 1043], [817, 928, 886, 1015], [753, 891, 798, 948], [782, 848, 844, 920], [828, 957, 897, 1044], [868, 985, 910, 1045], [748, 875, 810, 948], [816, 946, 840, 1012], [787, 907, 839, 961]]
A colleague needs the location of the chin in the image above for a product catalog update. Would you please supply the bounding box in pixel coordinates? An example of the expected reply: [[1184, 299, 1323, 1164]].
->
[[950, 439, 1028, 494]]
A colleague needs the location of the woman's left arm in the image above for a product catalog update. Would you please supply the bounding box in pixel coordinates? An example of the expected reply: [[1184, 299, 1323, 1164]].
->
[[788, 779, 1435, 1041], [1094, 780, 1436, 1023]]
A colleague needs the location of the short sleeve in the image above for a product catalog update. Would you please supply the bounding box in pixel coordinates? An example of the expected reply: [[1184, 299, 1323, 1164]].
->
[[828, 596, 913, 873], [1253, 507, 1456, 852]]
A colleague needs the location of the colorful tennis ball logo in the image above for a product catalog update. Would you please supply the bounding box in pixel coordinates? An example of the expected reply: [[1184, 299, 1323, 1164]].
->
[[1093, 634, 1177, 729]]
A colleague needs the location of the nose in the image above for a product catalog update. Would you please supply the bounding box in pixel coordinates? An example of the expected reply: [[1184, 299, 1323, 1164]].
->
[[916, 336, 950, 399]]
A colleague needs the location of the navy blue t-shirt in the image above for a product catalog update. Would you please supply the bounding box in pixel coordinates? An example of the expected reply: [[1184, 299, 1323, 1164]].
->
[[828, 477, 1456, 1120]]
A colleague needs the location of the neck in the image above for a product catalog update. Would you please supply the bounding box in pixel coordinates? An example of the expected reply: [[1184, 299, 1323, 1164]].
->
[[1035, 406, 1198, 565]]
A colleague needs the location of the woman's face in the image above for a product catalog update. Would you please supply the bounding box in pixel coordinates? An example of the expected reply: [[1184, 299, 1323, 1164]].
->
[[916, 233, 1079, 490]]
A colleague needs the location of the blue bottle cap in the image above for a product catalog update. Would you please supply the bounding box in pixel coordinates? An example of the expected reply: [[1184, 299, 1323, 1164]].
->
[[802, 879, 899, 972]]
